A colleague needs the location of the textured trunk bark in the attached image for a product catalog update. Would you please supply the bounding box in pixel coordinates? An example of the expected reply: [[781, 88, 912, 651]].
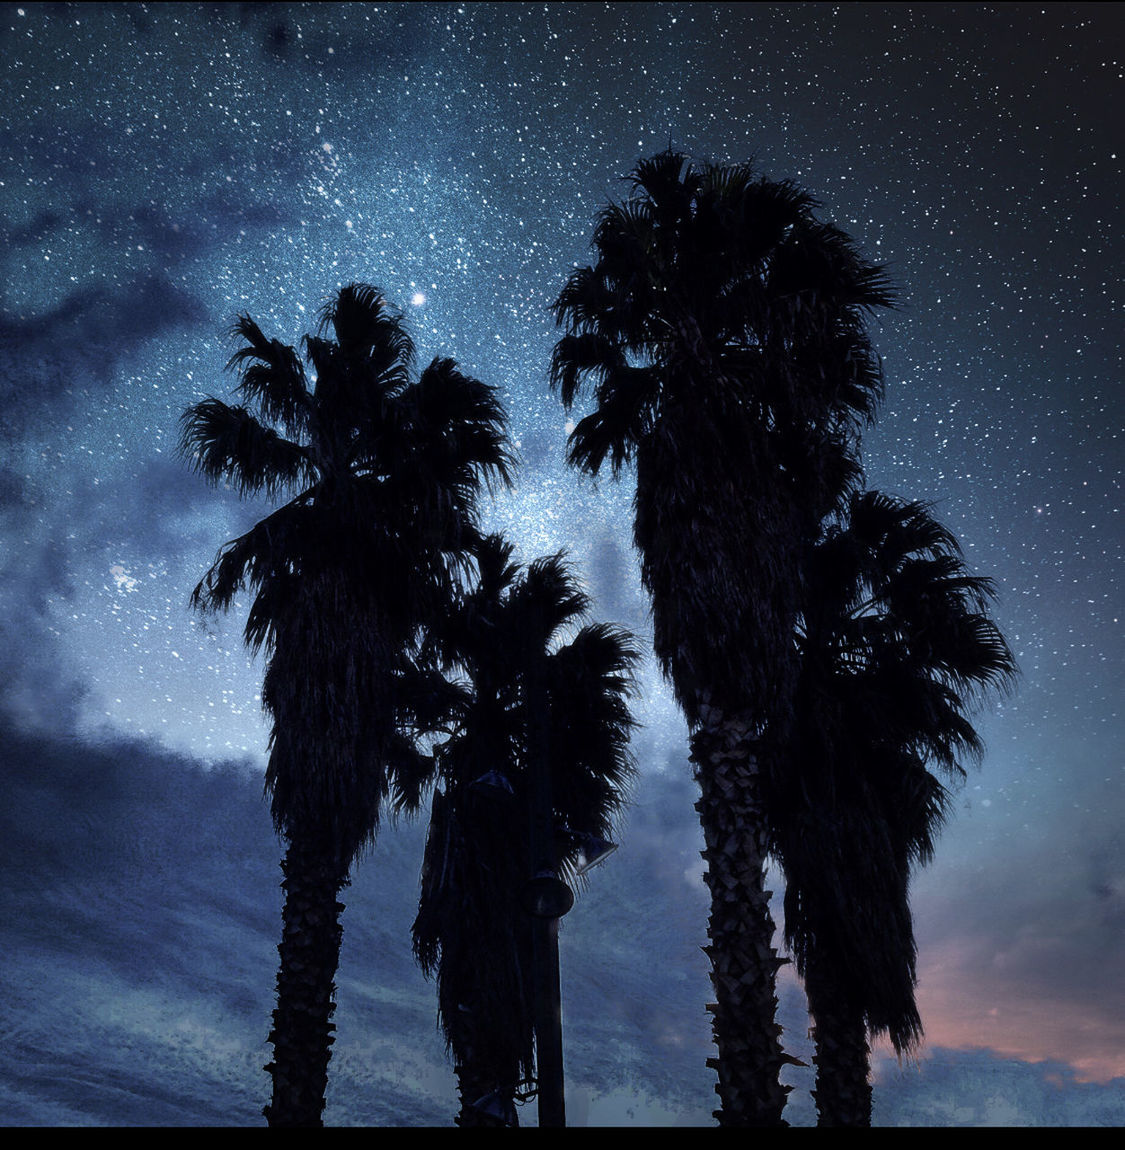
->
[[807, 960, 873, 1126], [262, 832, 349, 1127], [691, 705, 790, 1127]]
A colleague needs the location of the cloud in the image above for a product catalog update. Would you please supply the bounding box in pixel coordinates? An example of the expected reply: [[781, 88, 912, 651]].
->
[[1, 714, 1119, 1125], [95, 451, 240, 564], [198, 2, 441, 72], [0, 718, 265, 890], [0, 719, 283, 1124], [910, 759, 1125, 1083], [872, 1047, 1125, 1126], [914, 915, 1125, 1084], [0, 719, 465, 1124], [0, 521, 85, 732], [0, 721, 747, 1125], [0, 274, 209, 433]]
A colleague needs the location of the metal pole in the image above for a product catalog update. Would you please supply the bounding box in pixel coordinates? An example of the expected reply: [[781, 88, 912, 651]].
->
[[525, 644, 566, 1128], [531, 916, 566, 1126]]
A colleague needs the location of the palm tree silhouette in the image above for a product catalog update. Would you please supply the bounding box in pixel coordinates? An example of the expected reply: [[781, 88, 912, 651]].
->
[[181, 284, 512, 1126], [767, 490, 1017, 1125], [412, 535, 638, 1126], [551, 151, 891, 1125]]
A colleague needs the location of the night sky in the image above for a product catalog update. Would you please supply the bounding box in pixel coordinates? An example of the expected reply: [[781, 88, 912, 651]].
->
[[1, 1, 1121, 1126]]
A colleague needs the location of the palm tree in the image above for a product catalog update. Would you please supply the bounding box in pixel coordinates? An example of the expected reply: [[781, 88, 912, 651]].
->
[[412, 535, 638, 1126], [181, 284, 512, 1126], [551, 151, 892, 1125], [767, 490, 1017, 1125]]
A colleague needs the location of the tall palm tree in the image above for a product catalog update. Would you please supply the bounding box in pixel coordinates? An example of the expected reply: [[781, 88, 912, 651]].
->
[[551, 151, 892, 1125], [412, 535, 638, 1126], [181, 284, 512, 1126], [767, 490, 1017, 1125]]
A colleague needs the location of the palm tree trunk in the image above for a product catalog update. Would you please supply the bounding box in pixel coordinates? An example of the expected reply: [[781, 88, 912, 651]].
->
[[691, 704, 790, 1127], [807, 959, 873, 1126], [263, 830, 349, 1127]]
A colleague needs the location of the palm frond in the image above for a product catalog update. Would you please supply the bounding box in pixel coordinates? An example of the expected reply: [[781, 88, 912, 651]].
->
[[549, 329, 625, 407], [547, 621, 640, 846], [413, 356, 516, 496], [185, 284, 512, 860], [775, 486, 1017, 1060], [515, 551, 592, 647], [411, 536, 638, 1104], [226, 314, 311, 437], [564, 364, 659, 477], [180, 397, 315, 498], [318, 282, 416, 368], [628, 148, 694, 200], [189, 496, 311, 618]]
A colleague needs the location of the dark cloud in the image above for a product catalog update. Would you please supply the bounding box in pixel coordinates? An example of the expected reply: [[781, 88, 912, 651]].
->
[[0, 274, 208, 421], [89, 452, 240, 568], [0, 637, 87, 734], [0, 520, 84, 731], [197, 1, 443, 72], [0, 719, 738, 1125], [1, 715, 1120, 1125], [0, 718, 256, 876], [908, 716, 1125, 1083], [197, 192, 292, 235], [0, 720, 275, 1019], [0, 719, 445, 1124], [2, 208, 66, 248], [0, 466, 21, 509], [0, 274, 212, 594], [19, 535, 70, 614], [0, 718, 282, 1124]]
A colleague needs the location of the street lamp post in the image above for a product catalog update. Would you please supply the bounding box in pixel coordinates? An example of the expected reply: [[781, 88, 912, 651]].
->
[[518, 629, 619, 1129], [522, 645, 569, 1128]]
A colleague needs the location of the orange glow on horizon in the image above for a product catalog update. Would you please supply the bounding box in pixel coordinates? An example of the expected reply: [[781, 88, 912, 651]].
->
[[893, 940, 1125, 1084]]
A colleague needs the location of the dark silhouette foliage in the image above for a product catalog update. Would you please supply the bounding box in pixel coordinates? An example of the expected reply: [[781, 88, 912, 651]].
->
[[552, 150, 892, 1125], [182, 283, 511, 1126], [412, 535, 638, 1125], [768, 491, 1017, 1124]]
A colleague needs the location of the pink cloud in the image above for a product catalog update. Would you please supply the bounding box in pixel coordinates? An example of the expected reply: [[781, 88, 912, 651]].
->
[[901, 937, 1125, 1083]]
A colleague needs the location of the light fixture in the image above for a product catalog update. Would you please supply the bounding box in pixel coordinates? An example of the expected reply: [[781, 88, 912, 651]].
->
[[469, 768, 515, 796], [559, 827, 619, 876], [468, 1089, 518, 1127]]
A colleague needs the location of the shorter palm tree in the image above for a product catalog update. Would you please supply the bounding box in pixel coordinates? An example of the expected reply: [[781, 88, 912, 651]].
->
[[412, 535, 638, 1126], [765, 490, 1017, 1125]]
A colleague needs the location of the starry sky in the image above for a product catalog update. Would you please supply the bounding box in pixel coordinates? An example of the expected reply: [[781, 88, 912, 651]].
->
[[0, 1, 1121, 1127]]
